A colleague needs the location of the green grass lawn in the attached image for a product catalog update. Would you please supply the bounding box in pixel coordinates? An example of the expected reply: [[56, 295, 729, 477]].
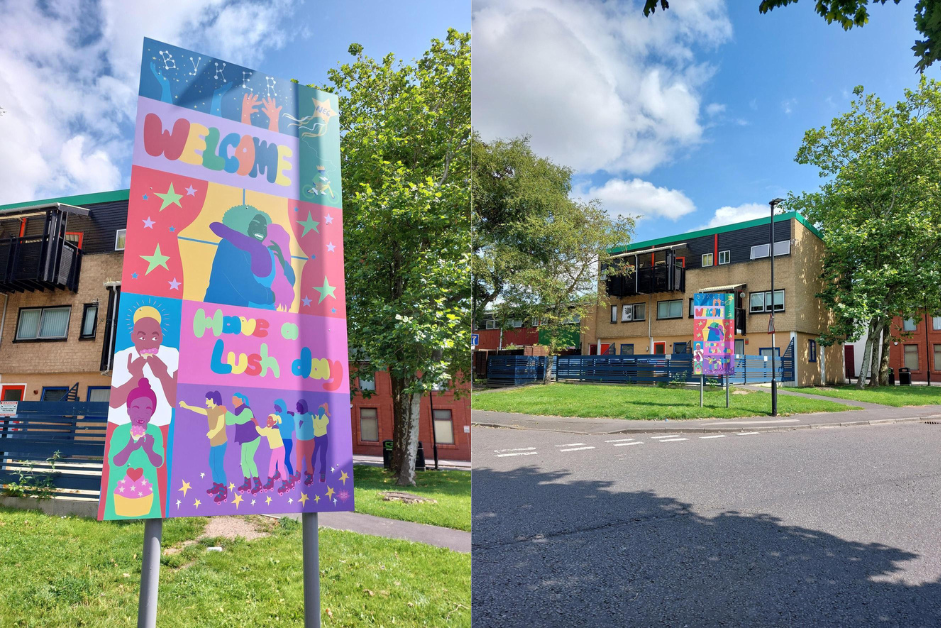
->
[[783, 384, 941, 407], [353, 465, 470, 531], [472, 383, 859, 420], [0, 508, 469, 627]]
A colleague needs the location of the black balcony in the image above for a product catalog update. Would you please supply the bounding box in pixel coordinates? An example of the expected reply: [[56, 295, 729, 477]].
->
[[735, 307, 746, 336], [607, 263, 685, 297], [0, 204, 86, 293]]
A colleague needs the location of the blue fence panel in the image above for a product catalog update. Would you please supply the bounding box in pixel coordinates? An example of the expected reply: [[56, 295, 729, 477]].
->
[[555, 354, 695, 385], [487, 356, 548, 385]]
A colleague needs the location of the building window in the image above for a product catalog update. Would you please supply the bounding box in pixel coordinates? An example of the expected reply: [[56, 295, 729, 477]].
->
[[87, 387, 111, 402], [934, 345, 941, 371], [702, 253, 713, 267], [773, 240, 791, 256], [718, 250, 730, 265], [359, 408, 379, 442], [611, 305, 618, 324], [933, 316, 941, 331], [688, 298, 694, 318], [673, 342, 688, 354], [359, 376, 376, 392], [734, 339, 745, 356], [620, 344, 634, 355], [41, 387, 69, 401], [79, 304, 98, 340], [904, 345, 919, 371], [15, 306, 71, 341], [653, 342, 666, 354], [115, 229, 126, 251], [808, 339, 817, 363], [433, 409, 455, 445], [750, 243, 771, 259], [621, 303, 645, 322], [657, 299, 683, 320], [749, 290, 784, 313], [485, 319, 497, 330], [903, 318, 917, 332]]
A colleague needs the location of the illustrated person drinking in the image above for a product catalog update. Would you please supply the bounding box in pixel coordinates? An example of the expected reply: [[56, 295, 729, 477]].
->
[[106, 379, 165, 519]]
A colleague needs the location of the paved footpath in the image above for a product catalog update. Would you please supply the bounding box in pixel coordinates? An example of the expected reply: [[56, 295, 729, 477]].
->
[[473, 386, 941, 435]]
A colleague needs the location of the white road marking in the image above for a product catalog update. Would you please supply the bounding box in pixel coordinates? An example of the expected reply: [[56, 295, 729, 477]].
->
[[559, 446, 596, 452], [650, 435, 681, 439], [496, 451, 539, 458], [699, 435, 726, 439], [659, 438, 688, 442], [736, 431, 760, 436], [494, 447, 536, 453], [702, 419, 799, 425], [605, 438, 637, 443], [557, 443, 585, 447], [613, 441, 644, 447]]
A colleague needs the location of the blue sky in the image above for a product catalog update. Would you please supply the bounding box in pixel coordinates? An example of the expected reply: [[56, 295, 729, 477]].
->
[[473, 0, 939, 243], [0, 0, 468, 205]]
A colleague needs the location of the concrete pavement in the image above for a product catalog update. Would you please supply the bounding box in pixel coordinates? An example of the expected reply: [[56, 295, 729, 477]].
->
[[472, 421, 941, 626]]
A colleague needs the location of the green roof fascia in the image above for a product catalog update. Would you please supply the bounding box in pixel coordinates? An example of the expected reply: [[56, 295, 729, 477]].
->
[[610, 211, 824, 255], [0, 189, 130, 213]]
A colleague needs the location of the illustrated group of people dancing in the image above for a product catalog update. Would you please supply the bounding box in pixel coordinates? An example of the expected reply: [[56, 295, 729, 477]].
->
[[180, 394, 331, 504]]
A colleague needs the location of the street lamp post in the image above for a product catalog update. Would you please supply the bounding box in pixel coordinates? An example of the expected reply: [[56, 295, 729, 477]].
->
[[769, 198, 784, 416]]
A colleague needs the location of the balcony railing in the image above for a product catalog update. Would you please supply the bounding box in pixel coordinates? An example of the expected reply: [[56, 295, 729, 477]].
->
[[0, 235, 82, 293], [606, 263, 685, 297]]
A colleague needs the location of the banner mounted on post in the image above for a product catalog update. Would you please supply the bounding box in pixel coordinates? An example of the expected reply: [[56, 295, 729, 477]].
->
[[98, 38, 353, 521], [692, 292, 735, 377]]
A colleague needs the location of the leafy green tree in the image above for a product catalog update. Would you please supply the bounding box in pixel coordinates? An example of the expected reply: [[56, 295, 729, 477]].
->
[[643, 0, 941, 72], [787, 78, 941, 387], [315, 30, 470, 485], [473, 135, 633, 381]]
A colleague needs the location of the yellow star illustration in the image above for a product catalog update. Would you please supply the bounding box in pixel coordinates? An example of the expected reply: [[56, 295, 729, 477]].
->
[[312, 98, 337, 121], [299, 493, 309, 506], [339, 471, 349, 485], [265, 496, 272, 506], [229, 482, 235, 491], [155, 182, 183, 211], [314, 494, 320, 503], [232, 494, 243, 509], [193, 498, 201, 509], [325, 486, 335, 501], [141, 244, 171, 275], [179, 480, 191, 496]]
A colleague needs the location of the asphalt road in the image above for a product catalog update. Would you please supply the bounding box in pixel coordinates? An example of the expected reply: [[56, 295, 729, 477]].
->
[[472, 422, 941, 627]]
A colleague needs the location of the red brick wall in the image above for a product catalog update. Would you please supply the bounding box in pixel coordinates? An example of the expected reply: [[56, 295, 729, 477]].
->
[[350, 370, 471, 461], [888, 312, 941, 382], [474, 327, 539, 350]]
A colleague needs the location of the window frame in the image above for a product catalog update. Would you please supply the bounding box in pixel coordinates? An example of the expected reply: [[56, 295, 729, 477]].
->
[[903, 344, 920, 371], [749, 290, 785, 314], [934, 344, 941, 372], [619, 343, 634, 356], [610, 305, 618, 324], [432, 409, 455, 445], [656, 299, 683, 320], [115, 229, 126, 251], [718, 250, 731, 265], [701, 253, 714, 267], [41, 386, 69, 401], [903, 318, 917, 332], [750, 243, 771, 259], [86, 386, 111, 402], [14, 305, 72, 343], [688, 298, 695, 318], [653, 342, 666, 355], [79, 303, 98, 340], [621, 303, 645, 322], [358, 407, 380, 443], [933, 316, 941, 331], [808, 339, 817, 363]]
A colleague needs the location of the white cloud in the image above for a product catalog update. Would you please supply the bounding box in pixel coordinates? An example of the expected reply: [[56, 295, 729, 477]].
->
[[472, 0, 732, 176], [0, 0, 293, 204], [705, 103, 726, 116], [698, 203, 769, 230], [582, 178, 696, 221], [781, 98, 797, 115]]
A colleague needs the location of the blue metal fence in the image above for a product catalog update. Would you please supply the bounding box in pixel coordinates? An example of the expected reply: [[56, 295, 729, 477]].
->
[[0, 401, 108, 499], [486, 356, 550, 385]]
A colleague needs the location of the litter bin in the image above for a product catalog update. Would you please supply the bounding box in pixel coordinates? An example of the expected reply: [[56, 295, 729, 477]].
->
[[382, 440, 393, 469], [888, 368, 895, 386], [416, 442, 427, 471], [899, 367, 912, 386]]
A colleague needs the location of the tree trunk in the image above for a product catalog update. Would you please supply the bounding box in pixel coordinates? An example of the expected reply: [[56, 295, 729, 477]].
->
[[867, 319, 885, 388], [542, 354, 554, 385], [878, 321, 892, 386], [390, 375, 422, 486], [856, 318, 877, 389]]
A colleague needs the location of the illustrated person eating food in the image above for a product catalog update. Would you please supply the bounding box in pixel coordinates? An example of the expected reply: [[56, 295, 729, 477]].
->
[[106, 379, 165, 518]]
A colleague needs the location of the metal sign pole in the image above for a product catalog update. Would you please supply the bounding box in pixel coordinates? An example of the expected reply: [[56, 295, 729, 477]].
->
[[726, 374, 730, 408], [137, 518, 163, 628], [302, 512, 321, 628], [700, 374, 704, 407]]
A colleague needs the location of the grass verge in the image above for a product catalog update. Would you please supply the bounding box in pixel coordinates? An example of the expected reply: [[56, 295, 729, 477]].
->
[[0, 508, 470, 627], [783, 384, 941, 407], [354, 465, 470, 531], [472, 383, 859, 419]]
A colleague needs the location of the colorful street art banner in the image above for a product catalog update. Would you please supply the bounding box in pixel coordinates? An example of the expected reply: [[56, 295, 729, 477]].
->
[[692, 293, 735, 377], [98, 39, 352, 520]]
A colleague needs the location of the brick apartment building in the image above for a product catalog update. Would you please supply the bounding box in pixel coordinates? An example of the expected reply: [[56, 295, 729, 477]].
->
[[0, 190, 470, 460], [888, 310, 941, 383], [583, 212, 845, 386]]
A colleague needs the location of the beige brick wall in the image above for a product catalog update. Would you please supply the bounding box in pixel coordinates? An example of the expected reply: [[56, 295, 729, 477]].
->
[[0, 253, 122, 377], [1, 372, 113, 401]]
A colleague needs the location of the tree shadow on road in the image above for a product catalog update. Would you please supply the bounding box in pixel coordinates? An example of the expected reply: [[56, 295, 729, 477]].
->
[[472, 465, 941, 627]]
